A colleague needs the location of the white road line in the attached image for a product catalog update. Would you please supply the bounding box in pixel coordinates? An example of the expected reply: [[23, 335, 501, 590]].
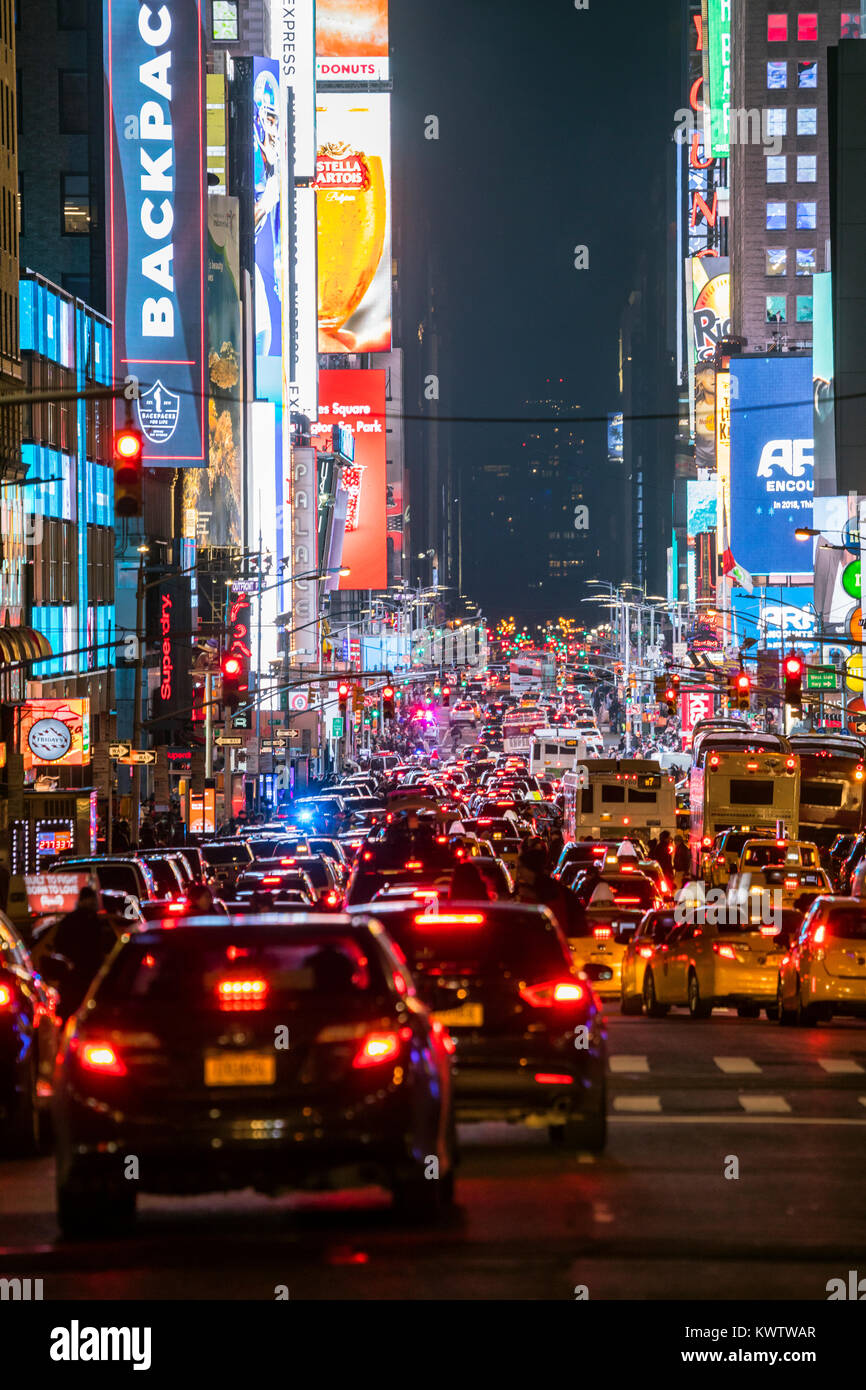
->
[[613, 1095, 662, 1113], [609, 1055, 650, 1073], [818, 1058, 864, 1075], [738, 1094, 792, 1114], [714, 1056, 762, 1074]]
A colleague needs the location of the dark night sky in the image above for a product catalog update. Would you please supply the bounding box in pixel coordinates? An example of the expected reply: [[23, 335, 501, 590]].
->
[[391, 0, 683, 610]]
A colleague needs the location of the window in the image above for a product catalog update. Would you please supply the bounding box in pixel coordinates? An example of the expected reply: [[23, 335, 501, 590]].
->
[[212, 1, 238, 40], [59, 70, 88, 133], [57, 0, 88, 26], [797, 107, 817, 135], [797, 154, 817, 182], [766, 155, 787, 182], [841, 13, 862, 39], [766, 248, 787, 276], [796, 296, 813, 323], [766, 201, 787, 229], [767, 62, 788, 89], [765, 108, 787, 136], [61, 174, 90, 234], [766, 295, 786, 323], [767, 14, 788, 41], [798, 60, 817, 88], [796, 248, 816, 277], [797, 200, 816, 229], [797, 14, 817, 42]]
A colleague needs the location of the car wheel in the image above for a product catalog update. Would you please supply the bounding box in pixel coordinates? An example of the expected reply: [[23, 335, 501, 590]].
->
[[794, 982, 820, 1028], [764, 1003, 780, 1021], [550, 1082, 607, 1152], [643, 970, 669, 1018], [736, 1005, 761, 1019], [2, 1053, 40, 1158], [687, 970, 713, 1019], [620, 989, 643, 1016], [56, 1181, 137, 1241], [777, 980, 796, 1026]]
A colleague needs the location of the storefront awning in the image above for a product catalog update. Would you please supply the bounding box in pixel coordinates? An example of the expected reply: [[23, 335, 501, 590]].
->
[[0, 626, 53, 666]]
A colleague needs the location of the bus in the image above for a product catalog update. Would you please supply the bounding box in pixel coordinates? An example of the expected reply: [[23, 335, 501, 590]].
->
[[509, 651, 556, 698], [788, 734, 866, 853], [502, 706, 545, 755], [689, 730, 800, 873], [561, 759, 677, 845], [530, 730, 588, 781]]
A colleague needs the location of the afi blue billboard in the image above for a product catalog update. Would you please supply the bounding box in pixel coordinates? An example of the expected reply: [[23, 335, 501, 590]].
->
[[105, 1, 207, 464], [729, 356, 813, 575]]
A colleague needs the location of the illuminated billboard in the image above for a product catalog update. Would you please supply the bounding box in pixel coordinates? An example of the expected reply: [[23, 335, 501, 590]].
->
[[715, 370, 730, 561], [812, 272, 836, 494], [706, 0, 731, 158], [253, 57, 283, 375], [316, 94, 391, 353], [686, 480, 717, 537], [692, 258, 730, 469], [19, 699, 91, 772], [812, 494, 864, 636], [729, 356, 814, 577], [607, 412, 623, 461], [731, 587, 819, 655], [278, 1, 316, 180], [316, 0, 389, 83], [104, 0, 206, 464], [312, 370, 387, 590]]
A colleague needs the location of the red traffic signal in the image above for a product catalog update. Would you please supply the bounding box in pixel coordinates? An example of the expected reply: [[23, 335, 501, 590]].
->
[[784, 654, 803, 709], [382, 684, 395, 720], [223, 655, 242, 677], [735, 672, 751, 710], [784, 656, 802, 678], [337, 681, 350, 711], [221, 651, 247, 711], [442, 685, 451, 706], [114, 426, 144, 517]]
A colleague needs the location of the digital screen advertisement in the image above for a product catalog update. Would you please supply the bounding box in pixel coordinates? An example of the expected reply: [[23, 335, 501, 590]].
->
[[316, 94, 392, 353], [729, 355, 814, 577], [316, 0, 389, 83], [312, 370, 387, 591], [19, 699, 91, 772]]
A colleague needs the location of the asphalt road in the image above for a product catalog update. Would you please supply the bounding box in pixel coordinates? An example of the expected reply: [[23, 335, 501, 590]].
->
[[3, 1008, 864, 1300]]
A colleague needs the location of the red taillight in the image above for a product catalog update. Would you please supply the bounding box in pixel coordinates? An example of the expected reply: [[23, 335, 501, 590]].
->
[[760, 924, 780, 936], [638, 946, 654, 959], [432, 1020, 456, 1055], [352, 1028, 409, 1069], [614, 896, 641, 906], [776, 839, 786, 847], [404, 859, 423, 870], [260, 876, 281, 886], [784, 877, 798, 890], [519, 979, 586, 1007], [702, 836, 712, 847], [362, 851, 374, 861], [713, 943, 737, 960], [785, 757, 796, 770], [0, 983, 13, 1008], [79, 1041, 126, 1076], [280, 857, 296, 866], [534, 1072, 575, 1086], [593, 926, 612, 940], [658, 878, 670, 893], [709, 755, 719, 768], [325, 890, 339, 906], [167, 901, 186, 913], [813, 924, 826, 945], [217, 978, 269, 1009], [414, 912, 485, 927], [435, 835, 448, 844]]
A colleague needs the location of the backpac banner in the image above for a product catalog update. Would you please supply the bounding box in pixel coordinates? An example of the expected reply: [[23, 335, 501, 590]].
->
[[104, 0, 207, 464]]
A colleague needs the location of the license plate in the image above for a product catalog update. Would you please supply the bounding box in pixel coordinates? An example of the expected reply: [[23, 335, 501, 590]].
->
[[432, 1003, 484, 1028], [204, 1051, 276, 1086]]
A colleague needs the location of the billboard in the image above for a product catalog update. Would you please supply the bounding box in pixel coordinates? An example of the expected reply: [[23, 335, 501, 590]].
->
[[686, 479, 717, 537], [312, 370, 387, 590], [284, 184, 319, 420], [105, 0, 206, 463], [715, 370, 730, 560], [278, 1, 316, 181], [19, 699, 91, 772], [812, 272, 836, 495], [316, 0, 389, 83], [729, 356, 814, 576], [316, 94, 391, 353], [692, 259, 730, 469], [253, 57, 283, 374], [731, 586, 819, 655], [183, 197, 243, 547], [607, 412, 623, 461], [812, 494, 864, 635], [706, 0, 731, 158]]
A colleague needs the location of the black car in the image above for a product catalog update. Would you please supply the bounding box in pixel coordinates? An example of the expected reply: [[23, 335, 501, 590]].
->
[[351, 900, 607, 1150], [1, 912, 61, 1154], [53, 914, 455, 1235], [199, 840, 255, 893]]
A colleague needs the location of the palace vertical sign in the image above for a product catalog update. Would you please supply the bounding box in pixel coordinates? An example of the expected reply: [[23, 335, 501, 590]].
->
[[105, 0, 207, 463]]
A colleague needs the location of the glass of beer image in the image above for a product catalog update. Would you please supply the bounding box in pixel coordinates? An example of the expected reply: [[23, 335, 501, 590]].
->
[[342, 464, 367, 532], [317, 141, 386, 334]]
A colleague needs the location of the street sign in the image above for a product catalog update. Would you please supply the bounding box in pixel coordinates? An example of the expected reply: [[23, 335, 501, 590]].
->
[[118, 750, 157, 765], [842, 560, 861, 600], [332, 716, 344, 737], [672, 642, 687, 661], [215, 734, 244, 747], [805, 667, 839, 691], [289, 691, 308, 711], [109, 742, 132, 759]]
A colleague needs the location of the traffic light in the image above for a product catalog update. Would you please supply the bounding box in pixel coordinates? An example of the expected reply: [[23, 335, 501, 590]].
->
[[735, 671, 751, 711], [783, 654, 803, 710], [113, 425, 144, 517], [221, 653, 243, 711], [337, 680, 350, 717], [382, 684, 395, 720], [663, 682, 677, 715], [654, 676, 667, 702], [442, 684, 451, 707], [433, 681, 441, 700]]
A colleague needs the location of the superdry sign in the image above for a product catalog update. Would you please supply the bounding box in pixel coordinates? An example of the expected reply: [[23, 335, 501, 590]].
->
[[104, 1, 207, 464]]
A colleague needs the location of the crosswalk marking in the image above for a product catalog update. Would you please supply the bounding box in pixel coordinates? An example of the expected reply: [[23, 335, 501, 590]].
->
[[613, 1095, 661, 1113], [713, 1056, 762, 1074], [818, 1058, 864, 1075], [738, 1094, 792, 1114], [609, 1055, 649, 1074]]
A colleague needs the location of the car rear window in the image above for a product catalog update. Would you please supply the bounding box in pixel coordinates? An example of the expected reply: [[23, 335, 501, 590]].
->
[[604, 875, 657, 907], [97, 934, 388, 1005], [375, 907, 569, 978], [201, 844, 253, 866], [823, 907, 866, 940]]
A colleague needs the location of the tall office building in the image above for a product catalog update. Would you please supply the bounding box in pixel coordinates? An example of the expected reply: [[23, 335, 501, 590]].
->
[[828, 34, 866, 496], [729, 2, 858, 353]]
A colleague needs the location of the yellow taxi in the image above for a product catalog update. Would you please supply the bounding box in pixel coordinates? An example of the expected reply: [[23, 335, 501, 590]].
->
[[732, 838, 824, 909], [566, 876, 660, 999], [705, 828, 776, 889], [778, 897, 866, 1026], [619, 909, 677, 1014]]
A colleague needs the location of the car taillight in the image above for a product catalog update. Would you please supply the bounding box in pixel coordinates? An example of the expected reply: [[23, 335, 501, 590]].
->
[[167, 900, 187, 913], [404, 859, 423, 869], [519, 979, 586, 1007], [260, 876, 281, 885], [638, 946, 654, 959], [615, 896, 641, 906], [362, 851, 374, 861], [813, 924, 826, 945], [785, 757, 796, 770], [352, 1028, 410, 1069], [702, 836, 712, 847], [709, 756, 719, 768], [432, 1020, 456, 1055], [658, 878, 670, 893], [0, 983, 13, 1009], [217, 978, 269, 1009], [760, 924, 780, 936], [79, 1041, 127, 1077], [593, 926, 612, 940], [435, 835, 448, 844], [324, 890, 339, 906], [414, 912, 484, 926], [713, 943, 737, 960], [534, 1072, 574, 1085], [280, 857, 296, 866], [784, 877, 798, 890]]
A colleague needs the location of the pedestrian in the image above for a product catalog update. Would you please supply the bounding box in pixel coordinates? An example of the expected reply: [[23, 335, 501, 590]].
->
[[32, 887, 122, 1019], [673, 833, 690, 888], [514, 837, 585, 935], [138, 816, 156, 849], [652, 829, 674, 881]]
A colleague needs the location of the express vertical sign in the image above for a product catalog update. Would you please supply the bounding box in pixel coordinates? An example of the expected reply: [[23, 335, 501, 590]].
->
[[104, 1, 207, 463]]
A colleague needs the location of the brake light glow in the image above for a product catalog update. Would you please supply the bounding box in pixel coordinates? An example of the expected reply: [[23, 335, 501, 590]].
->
[[79, 1042, 127, 1076], [435, 835, 448, 844], [0, 984, 13, 1008], [638, 946, 654, 959], [414, 912, 485, 926], [746, 762, 759, 771], [784, 878, 798, 890], [714, 943, 737, 960], [593, 926, 612, 940], [856, 765, 865, 782], [260, 876, 281, 886], [519, 979, 586, 1007], [325, 891, 339, 906], [658, 879, 670, 894], [760, 924, 780, 936], [280, 857, 297, 866], [404, 859, 423, 870], [352, 1029, 410, 1069], [534, 1073, 574, 1086], [363, 851, 374, 861], [702, 836, 712, 847], [709, 755, 719, 768], [813, 924, 826, 945], [776, 839, 786, 847], [217, 978, 269, 1000], [785, 757, 796, 770]]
